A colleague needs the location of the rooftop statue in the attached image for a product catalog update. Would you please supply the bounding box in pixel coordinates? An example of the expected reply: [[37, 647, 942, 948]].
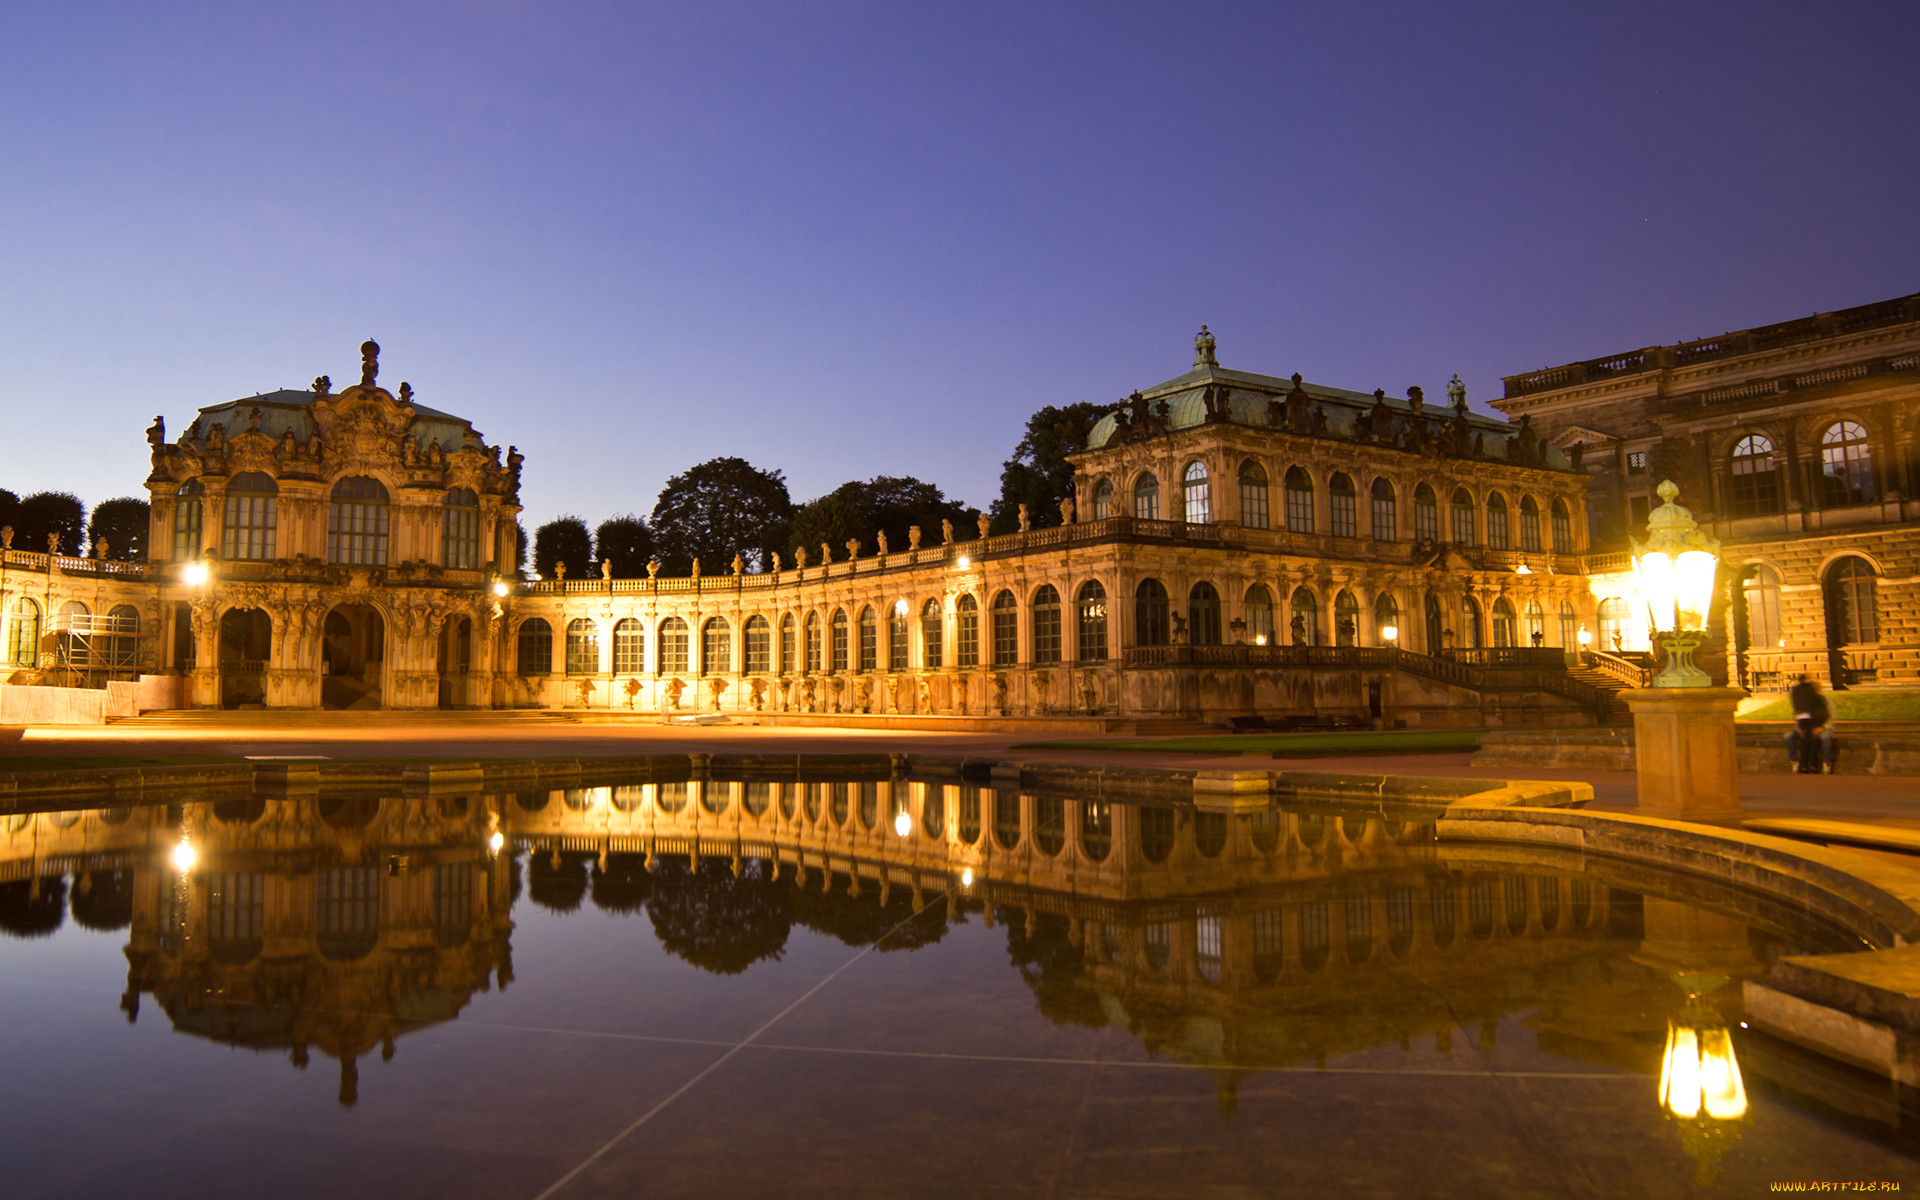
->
[[313, 374, 331, 397], [248, 406, 263, 431], [360, 339, 380, 387], [1366, 390, 1394, 443], [1448, 372, 1467, 412], [398, 382, 414, 406], [145, 415, 165, 449], [1193, 324, 1218, 369]]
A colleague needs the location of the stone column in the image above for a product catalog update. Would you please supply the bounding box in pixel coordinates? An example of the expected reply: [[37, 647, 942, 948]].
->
[[1624, 686, 1743, 821]]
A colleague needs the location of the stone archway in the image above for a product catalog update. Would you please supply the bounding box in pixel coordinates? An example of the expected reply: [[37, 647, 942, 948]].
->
[[217, 608, 272, 709], [437, 615, 474, 709], [322, 604, 386, 710]]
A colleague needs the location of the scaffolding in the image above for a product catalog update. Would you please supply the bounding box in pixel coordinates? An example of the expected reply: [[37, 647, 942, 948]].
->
[[51, 611, 142, 688]]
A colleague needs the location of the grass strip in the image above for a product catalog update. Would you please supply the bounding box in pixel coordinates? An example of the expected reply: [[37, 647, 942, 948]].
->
[[1738, 691, 1920, 722]]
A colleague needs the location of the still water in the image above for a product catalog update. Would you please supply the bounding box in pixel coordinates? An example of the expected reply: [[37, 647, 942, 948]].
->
[[0, 775, 1913, 1198]]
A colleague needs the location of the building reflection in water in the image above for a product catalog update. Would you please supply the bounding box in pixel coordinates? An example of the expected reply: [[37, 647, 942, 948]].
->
[[0, 777, 1856, 1124]]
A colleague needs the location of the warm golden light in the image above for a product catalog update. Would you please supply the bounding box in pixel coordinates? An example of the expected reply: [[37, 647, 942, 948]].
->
[[894, 811, 912, 837], [1660, 1023, 1747, 1122], [181, 561, 209, 587], [1514, 560, 1532, 575], [170, 838, 197, 873], [1577, 626, 1593, 647], [1381, 625, 1398, 643], [956, 554, 970, 570], [492, 581, 509, 597], [893, 598, 909, 616], [960, 867, 974, 887], [488, 831, 505, 854], [1253, 633, 1267, 646]]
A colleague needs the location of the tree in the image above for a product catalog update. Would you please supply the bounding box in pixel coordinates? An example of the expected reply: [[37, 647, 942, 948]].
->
[[988, 402, 1106, 534], [14, 491, 86, 556], [532, 516, 593, 580], [807, 475, 972, 555], [0, 489, 16, 537], [594, 514, 653, 578], [650, 457, 792, 574], [513, 519, 528, 574], [788, 495, 864, 559], [88, 497, 150, 561]]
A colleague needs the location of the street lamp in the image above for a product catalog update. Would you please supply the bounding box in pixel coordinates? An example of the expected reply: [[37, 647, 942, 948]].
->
[[1631, 480, 1720, 688], [1380, 624, 1398, 645], [181, 560, 209, 587]]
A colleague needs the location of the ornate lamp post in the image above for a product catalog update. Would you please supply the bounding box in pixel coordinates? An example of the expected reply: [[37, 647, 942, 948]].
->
[[1623, 481, 1743, 821]]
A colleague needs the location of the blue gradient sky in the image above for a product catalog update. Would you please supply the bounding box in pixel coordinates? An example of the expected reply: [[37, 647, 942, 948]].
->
[[3, 1, 1915, 531]]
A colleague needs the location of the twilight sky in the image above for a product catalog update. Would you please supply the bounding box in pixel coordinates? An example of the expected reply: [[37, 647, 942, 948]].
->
[[2, 1, 1916, 532]]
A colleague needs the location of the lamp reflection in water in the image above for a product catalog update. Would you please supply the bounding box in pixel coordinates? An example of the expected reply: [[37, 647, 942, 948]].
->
[[1657, 1004, 1750, 1184], [169, 837, 197, 874]]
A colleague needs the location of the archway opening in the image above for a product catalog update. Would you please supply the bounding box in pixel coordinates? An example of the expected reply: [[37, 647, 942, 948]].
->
[[438, 615, 473, 709], [322, 604, 386, 709], [217, 608, 271, 709]]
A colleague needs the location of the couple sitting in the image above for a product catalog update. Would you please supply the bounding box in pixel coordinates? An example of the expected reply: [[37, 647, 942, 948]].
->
[[1787, 674, 1837, 775]]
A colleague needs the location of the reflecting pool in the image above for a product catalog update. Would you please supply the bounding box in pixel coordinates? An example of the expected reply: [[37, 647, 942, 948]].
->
[[0, 776, 1914, 1197]]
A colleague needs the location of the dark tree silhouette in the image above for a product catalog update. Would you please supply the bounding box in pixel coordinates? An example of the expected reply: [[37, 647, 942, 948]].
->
[[69, 869, 136, 932], [532, 516, 593, 580], [590, 853, 652, 914], [644, 856, 791, 974], [988, 402, 1105, 534], [794, 475, 972, 557], [14, 491, 86, 555], [1000, 905, 1105, 1028], [650, 457, 792, 574], [593, 514, 654, 579], [0, 876, 67, 939], [0, 488, 17, 535], [788, 495, 863, 558], [527, 849, 594, 913], [88, 496, 150, 560]]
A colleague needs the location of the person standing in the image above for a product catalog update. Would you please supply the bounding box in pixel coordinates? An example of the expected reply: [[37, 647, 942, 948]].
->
[[1788, 674, 1833, 775]]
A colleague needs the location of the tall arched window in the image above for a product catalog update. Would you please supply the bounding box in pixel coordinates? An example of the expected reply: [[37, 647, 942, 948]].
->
[[921, 599, 944, 668], [516, 618, 552, 676], [1730, 434, 1781, 517], [702, 618, 731, 675], [887, 605, 908, 671], [990, 591, 1018, 665], [1827, 557, 1878, 644], [1244, 585, 1275, 645], [1289, 587, 1319, 646], [1135, 579, 1169, 646], [107, 604, 139, 670], [804, 612, 823, 673], [1133, 473, 1160, 520], [658, 617, 690, 674], [1238, 461, 1270, 529], [1375, 593, 1400, 645], [222, 472, 277, 561], [1451, 489, 1476, 545], [1491, 599, 1515, 648], [1329, 473, 1357, 538], [1486, 493, 1509, 550], [1031, 585, 1061, 664], [8, 598, 42, 667], [1182, 461, 1210, 524], [830, 609, 849, 672], [1091, 478, 1114, 519], [1076, 582, 1108, 662], [565, 619, 600, 675], [1518, 497, 1541, 553], [1550, 499, 1571, 552], [1597, 598, 1629, 652], [745, 615, 771, 673], [1414, 483, 1438, 541], [1370, 478, 1396, 541], [1741, 566, 1782, 651], [955, 595, 980, 667], [172, 481, 204, 560], [56, 601, 90, 668], [1558, 600, 1578, 650], [613, 618, 644, 673], [1461, 597, 1483, 649], [1284, 467, 1314, 533], [1334, 590, 1360, 645], [442, 487, 480, 569], [857, 606, 877, 671], [1821, 421, 1876, 507], [1189, 582, 1221, 645], [328, 476, 390, 565], [1524, 600, 1545, 647], [780, 613, 796, 672]]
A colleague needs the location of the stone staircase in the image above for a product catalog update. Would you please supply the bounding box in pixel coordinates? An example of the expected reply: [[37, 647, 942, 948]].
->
[[1563, 665, 1635, 724]]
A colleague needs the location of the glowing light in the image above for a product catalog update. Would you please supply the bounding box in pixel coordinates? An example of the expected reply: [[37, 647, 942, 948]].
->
[[1514, 559, 1533, 575], [181, 561, 209, 587], [1380, 625, 1398, 643], [1577, 626, 1593, 647], [894, 811, 912, 837], [960, 868, 974, 887], [1660, 1023, 1747, 1121], [492, 581, 509, 597], [170, 838, 197, 873], [894, 598, 909, 616], [956, 555, 970, 570], [1253, 634, 1267, 646], [488, 831, 505, 854]]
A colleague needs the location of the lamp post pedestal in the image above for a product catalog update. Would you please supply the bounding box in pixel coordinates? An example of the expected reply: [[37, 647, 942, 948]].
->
[[1626, 687, 1744, 822]]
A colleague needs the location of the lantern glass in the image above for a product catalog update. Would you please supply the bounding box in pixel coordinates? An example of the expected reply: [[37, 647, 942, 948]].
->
[[1635, 550, 1680, 633], [1675, 550, 1718, 632]]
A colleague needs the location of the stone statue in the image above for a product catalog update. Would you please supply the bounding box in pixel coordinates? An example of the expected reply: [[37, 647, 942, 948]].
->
[[313, 375, 331, 397], [1017, 504, 1030, 533], [1129, 390, 1151, 432], [819, 542, 831, 565], [663, 677, 684, 711], [307, 431, 322, 458], [94, 538, 107, 560], [940, 519, 954, 544], [875, 530, 888, 556], [1569, 442, 1586, 471], [248, 406, 263, 432], [280, 428, 295, 457], [1170, 612, 1189, 645], [1079, 673, 1097, 713], [1286, 381, 1313, 434], [1291, 613, 1307, 646], [1059, 497, 1075, 525], [730, 553, 743, 576], [403, 438, 419, 466], [795, 546, 808, 569], [47, 531, 61, 555], [1367, 390, 1394, 443], [428, 441, 445, 467], [1448, 373, 1467, 412], [647, 559, 660, 579], [691, 557, 701, 579], [397, 382, 414, 406], [770, 551, 782, 572], [991, 673, 1009, 716], [554, 562, 566, 581], [145, 415, 165, 448], [845, 538, 860, 560], [1, 526, 11, 549], [1407, 385, 1424, 415], [1517, 414, 1538, 463], [360, 339, 380, 386], [603, 559, 613, 580], [916, 677, 932, 713], [206, 423, 225, 453], [908, 525, 922, 550], [1193, 324, 1218, 369], [976, 512, 990, 539]]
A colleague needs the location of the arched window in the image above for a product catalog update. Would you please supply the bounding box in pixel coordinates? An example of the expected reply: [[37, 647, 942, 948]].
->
[[107, 604, 139, 670], [990, 591, 1018, 665], [565, 619, 600, 675], [7, 598, 41, 667], [1370, 478, 1396, 540], [1461, 597, 1483, 649], [1284, 467, 1314, 533], [1451, 489, 1476, 546], [857, 606, 877, 671], [1597, 598, 1629, 652], [613, 618, 644, 673], [658, 617, 690, 674], [702, 618, 731, 675], [1486, 493, 1509, 550], [1827, 557, 1879, 645], [1490, 600, 1514, 648], [1821, 421, 1876, 507], [744, 615, 771, 673], [1550, 499, 1571, 552], [1558, 600, 1578, 650], [1730, 434, 1781, 517], [1091, 478, 1114, 520], [1076, 582, 1107, 662], [1413, 483, 1438, 541], [1334, 590, 1360, 646], [172, 481, 204, 560], [443, 487, 480, 569], [1329, 473, 1357, 538], [1289, 587, 1318, 646], [887, 604, 908, 671], [830, 609, 849, 672], [1524, 600, 1545, 647], [1518, 497, 1541, 553], [1741, 566, 1782, 651], [1031, 585, 1061, 664], [1244, 585, 1275, 645], [327, 476, 390, 564], [1182, 461, 1210, 524], [955, 594, 980, 667], [516, 618, 552, 676], [55, 601, 90, 668], [222, 472, 277, 561], [779, 613, 796, 672], [1375, 593, 1400, 645], [1189, 582, 1221, 645], [804, 612, 822, 672], [1238, 461, 1269, 528], [921, 599, 943, 668], [1133, 473, 1160, 520], [1135, 579, 1169, 646]]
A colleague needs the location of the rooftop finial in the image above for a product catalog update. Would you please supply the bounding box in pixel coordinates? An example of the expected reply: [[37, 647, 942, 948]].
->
[[1193, 324, 1218, 369], [359, 340, 380, 387], [1448, 372, 1467, 412]]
